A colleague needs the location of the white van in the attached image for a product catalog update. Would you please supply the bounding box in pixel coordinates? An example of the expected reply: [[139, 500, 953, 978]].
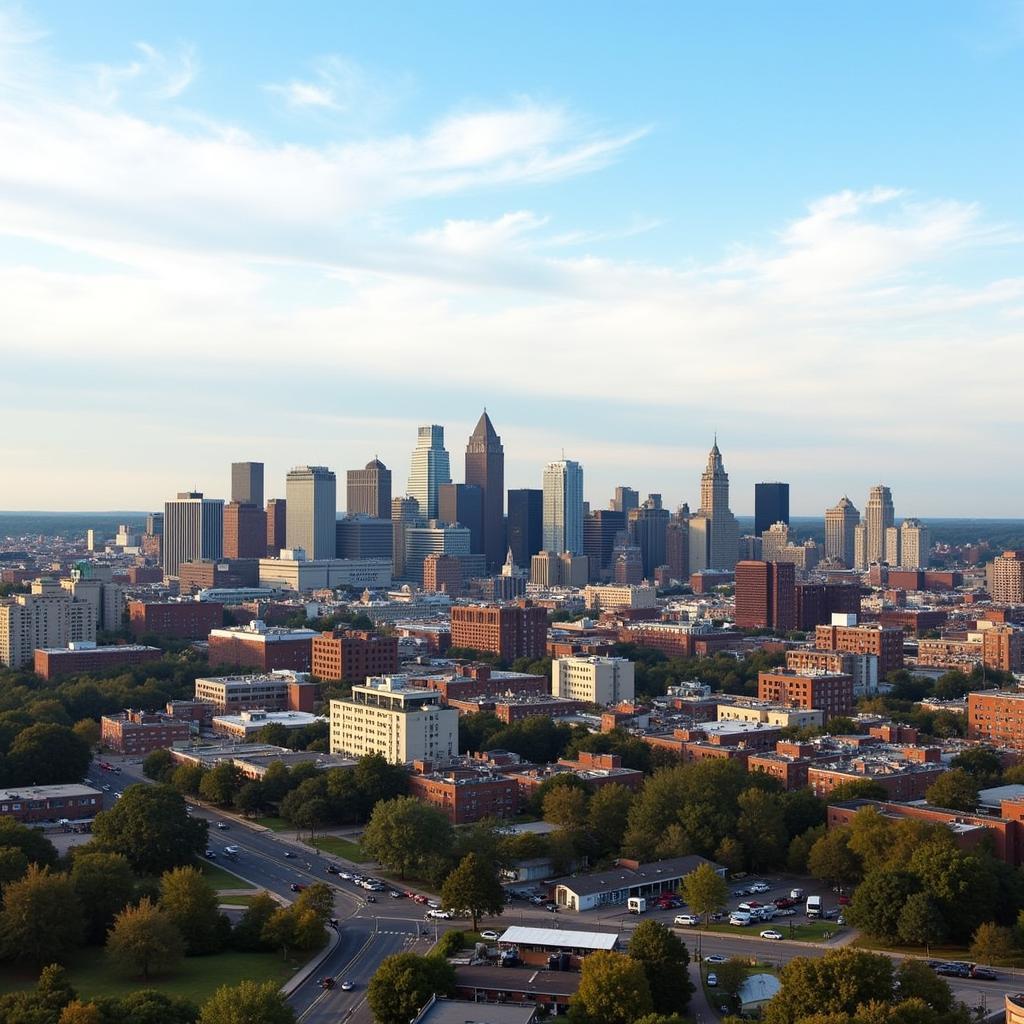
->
[[729, 911, 751, 926], [627, 897, 647, 914]]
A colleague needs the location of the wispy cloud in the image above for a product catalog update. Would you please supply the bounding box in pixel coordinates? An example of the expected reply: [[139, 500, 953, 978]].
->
[[91, 41, 197, 103]]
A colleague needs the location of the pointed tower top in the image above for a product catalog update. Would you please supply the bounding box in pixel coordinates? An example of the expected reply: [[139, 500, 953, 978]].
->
[[471, 410, 500, 443]]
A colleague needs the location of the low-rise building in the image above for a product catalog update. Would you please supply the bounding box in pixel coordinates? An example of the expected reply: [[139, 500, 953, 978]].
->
[[413, 996, 539, 1024], [784, 648, 879, 698], [582, 584, 657, 612], [551, 656, 635, 707], [505, 752, 645, 801], [407, 760, 520, 823], [100, 709, 192, 754], [452, 966, 578, 1016], [757, 669, 854, 719], [257, 554, 392, 592], [34, 641, 162, 681], [808, 755, 945, 801], [413, 664, 547, 703], [207, 620, 317, 672], [495, 925, 619, 963], [716, 701, 824, 730], [193, 670, 317, 716], [311, 629, 399, 684], [815, 615, 904, 676], [0, 783, 103, 823], [445, 693, 585, 723], [211, 709, 325, 740], [128, 600, 223, 639]]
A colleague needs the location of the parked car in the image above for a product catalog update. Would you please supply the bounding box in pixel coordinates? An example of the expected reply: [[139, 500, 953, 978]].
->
[[789, 888, 804, 899], [204, 850, 216, 859], [707, 973, 718, 987], [427, 900, 440, 909], [775, 908, 797, 916], [339, 872, 352, 880], [738, 901, 762, 911], [732, 888, 749, 897], [545, 903, 558, 913], [838, 894, 851, 905], [774, 897, 796, 908], [481, 930, 500, 941], [326, 864, 340, 875], [366, 895, 376, 903], [390, 890, 404, 899], [340, 980, 354, 991], [674, 914, 699, 926], [290, 883, 306, 893], [760, 929, 783, 940], [972, 967, 998, 981], [750, 883, 770, 894], [704, 955, 728, 964], [427, 909, 452, 919]]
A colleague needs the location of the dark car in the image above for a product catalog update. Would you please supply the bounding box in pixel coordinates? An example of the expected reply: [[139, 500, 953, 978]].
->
[[326, 864, 340, 875], [972, 967, 998, 981], [366, 895, 376, 903], [774, 897, 796, 908], [320, 977, 335, 990], [290, 883, 306, 893]]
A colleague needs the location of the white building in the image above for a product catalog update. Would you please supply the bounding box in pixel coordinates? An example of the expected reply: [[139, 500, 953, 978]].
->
[[900, 519, 930, 569], [258, 551, 392, 591], [543, 460, 584, 556], [330, 675, 458, 763], [552, 656, 635, 707], [582, 584, 656, 611], [0, 581, 96, 669], [212, 709, 326, 739], [163, 491, 224, 576], [408, 425, 451, 521]]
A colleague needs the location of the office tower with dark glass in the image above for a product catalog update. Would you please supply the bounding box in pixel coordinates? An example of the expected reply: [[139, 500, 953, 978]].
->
[[266, 498, 286, 556], [754, 482, 789, 537], [628, 496, 670, 579], [347, 458, 392, 520], [408, 425, 451, 520], [439, 483, 483, 555], [465, 411, 505, 570], [507, 488, 543, 568], [335, 516, 394, 561], [223, 501, 266, 558], [163, 492, 224, 575], [285, 465, 337, 559], [584, 509, 626, 580], [543, 459, 584, 555], [231, 462, 264, 508], [610, 486, 639, 515]]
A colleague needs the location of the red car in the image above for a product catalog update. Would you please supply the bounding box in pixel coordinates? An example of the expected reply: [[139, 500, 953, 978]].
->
[[838, 894, 851, 906], [774, 897, 796, 909]]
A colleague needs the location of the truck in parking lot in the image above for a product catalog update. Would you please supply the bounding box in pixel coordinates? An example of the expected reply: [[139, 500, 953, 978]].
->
[[627, 897, 647, 914], [806, 895, 822, 918]]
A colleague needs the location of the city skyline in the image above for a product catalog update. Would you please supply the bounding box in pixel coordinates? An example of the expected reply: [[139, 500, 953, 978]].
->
[[2, 4, 1023, 513]]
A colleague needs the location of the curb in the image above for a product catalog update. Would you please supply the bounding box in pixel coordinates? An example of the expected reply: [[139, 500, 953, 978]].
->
[[281, 925, 342, 998]]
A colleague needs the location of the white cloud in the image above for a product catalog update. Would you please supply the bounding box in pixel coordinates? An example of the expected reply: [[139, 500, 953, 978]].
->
[[91, 41, 197, 103]]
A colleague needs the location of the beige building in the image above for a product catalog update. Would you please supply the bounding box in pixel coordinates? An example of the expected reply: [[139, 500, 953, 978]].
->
[[716, 702, 824, 729], [853, 522, 869, 570], [825, 496, 859, 567], [552, 656, 635, 707], [531, 551, 588, 587], [760, 522, 790, 562], [865, 485, 895, 565], [329, 675, 458, 764], [990, 552, 1024, 605], [0, 580, 97, 669], [884, 526, 901, 567], [60, 576, 125, 632], [900, 519, 930, 570], [582, 584, 656, 611]]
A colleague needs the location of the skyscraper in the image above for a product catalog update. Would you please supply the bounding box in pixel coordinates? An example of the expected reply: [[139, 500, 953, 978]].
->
[[885, 526, 901, 567], [825, 496, 860, 567], [583, 509, 626, 580], [695, 440, 739, 571], [865, 485, 895, 564], [438, 483, 483, 554], [735, 560, 796, 632], [391, 496, 424, 579], [853, 522, 869, 570], [465, 411, 505, 570], [408, 425, 451, 520], [266, 498, 286, 556], [285, 466, 337, 559], [231, 462, 264, 508], [628, 497, 670, 579], [346, 458, 392, 519], [900, 519, 930, 569], [223, 501, 267, 559], [754, 482, 790, 537], [507, 489, 543, 569], [163, 492, 224, 575], [610, 486, 639, 515], [543, 459, 584, 555]]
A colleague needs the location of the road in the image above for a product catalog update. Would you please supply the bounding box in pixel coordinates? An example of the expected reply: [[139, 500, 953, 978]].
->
[[90, 763, 1020, 1020]]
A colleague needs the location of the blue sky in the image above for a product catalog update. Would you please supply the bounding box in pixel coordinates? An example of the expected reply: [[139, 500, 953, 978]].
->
[[1, 2, 1022, 514]]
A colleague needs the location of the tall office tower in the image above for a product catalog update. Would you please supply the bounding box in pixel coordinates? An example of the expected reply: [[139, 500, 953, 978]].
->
[[900, 519, 930, 569], [438, 483, 484, 555], [507, 489, 543, 568], [584, 509, 626, 580], [163, 492, 224, 575], [391, 496, 424, 579], [223, 501, 267, 559], [231, 462, 264, 508], [865, 485, 895, 564], [628, 497, 670, 579], [285, 466, 337, 559], [0, 583, 97, 668], [697, 440, 739, 571], [346, 458, 392, 520], [754, 482, 790, 537], [666, 511, 689, 581], [145, 512, 163, 537], [735, 560, 796, 632], [853, 522, 869, 570], [465, 412, 505, 570], [612, 534, 644, 585], [825, 496, 860, 567], [335, 516, 394, 561], [884, 526, 901, 567], [543, 459, 584, 555], [610, 486, 639, 515], [760, 521, 791, 562], [266, 499, 287, 556], [408, 425, 451, 520], [991, 551, 1024, 604]]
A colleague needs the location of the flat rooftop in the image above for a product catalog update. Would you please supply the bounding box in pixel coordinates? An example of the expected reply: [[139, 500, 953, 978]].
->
[[415, 998, 537, 1024], [37, 644, 160, 655], [0, 784, 101, 800], [555, 855, 718, 898], [497, 926, 618, 951]]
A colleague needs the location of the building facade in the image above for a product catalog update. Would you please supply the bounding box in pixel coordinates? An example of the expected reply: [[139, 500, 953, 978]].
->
[[223, 502, 267, 559], [735, 560, 796, 632], [408, 425, 451, 520], [507, 489, 543, 569], [163, 492, 224, 576], [465, 412, 505, 571], [825, 496, 860, 567], [865, 485, 895, 565], [346, 458, 392, 520], [0, 583, 97, 669], [266, 498, 287, 556], [692, 441, 739, 572], [207, 621, 317, 672], [543, 460, 584, 555], [127, 600, 223, 639], [231, 462, 264, 508], [101, 709, 191, 754], [754, 482, 789, 537], [285, 466, 337, 560], [34, 642, 161, 681], [757, 669, 855, 718], [311, 630, 399, 684], [450, 602, 548, 661], [551, 656, 635, 706]]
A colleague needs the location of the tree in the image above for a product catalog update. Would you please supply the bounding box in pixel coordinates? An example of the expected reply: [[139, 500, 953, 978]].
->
[[846, 871, 921, 943], [198, 762, 242, 808], [7, 723, 92, 785], [72, 719, 101, 750], [70, 851, 136, 944], [142, 748, 176, 783], [0, 816, 58, 868], [112, 988, 200, 1024], [59, 1000, 103, 1024], [261, 906, 300, 959], [950, 747, 1003, 787], [0, 864, 84, 964], [171, 763, 205, 797], [92, 784, 208, 875], [159, 866, 226, 955], [440, 853, 504, 931], [781, 787, 826, 838], [367, 953, 455, 1024], [233, 781, 266, 818], [713, 835, 745, 874], [629, 920, 694, 1015], [808, 828, 861, 887], [894, 959, 954, 1013], [682, 862, 728, 926], [0, 846, 27, 888], [825, 779, 888, 803], [543, 785, 589, 833], [197, 980, 295, 1024], [106, 898, 185, 980], [586, 784, 634, 857], [231, 891, 278, 951], [351, 752, 409, 818], [908, 842, 995, 942], [969, 922, 1016, 966], [361, 796, 452, 879], [896, 893, 947, 953], [569, 950, 654, 1024], [924, 769, 979, 812], [736, 788, 788, 870], [787, 825, 825, 873], [714, 957, 748, 1000]]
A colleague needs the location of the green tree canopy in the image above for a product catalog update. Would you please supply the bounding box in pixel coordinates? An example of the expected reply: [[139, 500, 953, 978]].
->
[[924, 769, 979, 812], [106, 897, 185, 980], [736, 787, 788, 870], [681, 862, 728, 925], [847, 871, 921, 943], [7, 723, 92, 785], [361, 796, 452, 879], [231, 891, 278, 952], [896, 892, 948, 952], [197, 980, 295, 1024], [367, 953, 456, 1024], [569, 950, 654, 1024], [543, 785, 590, 833], [807, 828, 861, 887], [440, 852, 504, 931], [0, 815, 58, 868], [70, 850, 136, 944], [628, 920, 694, 1016], [142, 748, 175, 783], [198, 762, 243, 808], [0, 864, 84, 965], [159, 866, 226, 955]]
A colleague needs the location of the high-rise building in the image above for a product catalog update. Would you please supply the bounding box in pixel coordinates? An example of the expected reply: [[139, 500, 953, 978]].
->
[[693, 440, 739, 571], [610, 486, 639, 515], [391, 496, 424, 579], [285, 466, 336, 559], [231, 462, 264, 508], [628, 497, 669, 579], [583, 509, 626, 580], [865, 485, 895, 564], [465, 412, 505, 571], [760, 521, 791, 561], [223, 501, 267, 559], [404, 522, 471, 586], [900, 519, 930, 569], [552, 656, 636, 707], [853, 522, 869, 570], [163, 492, 224, 575], [507, 489, 543, 568], [335, 516, 393, 561], [145, 513, 163, 536], [346, 459, 392, 520], [438, 483, 484, 554], [825, 496, 860, 567], [754, 482, 790, 537], [611, 534, 644, 585], [408, 425, 451, 520], [0, 581, 97, 668], [543, 459, 584, 555], [665, 512, 689, 582], [884, 526, 901, 567], [450, 602, 547, 661], [735, 560, 796, 632], [990, 551, 1024, 605], [266, 499, 286, 556]]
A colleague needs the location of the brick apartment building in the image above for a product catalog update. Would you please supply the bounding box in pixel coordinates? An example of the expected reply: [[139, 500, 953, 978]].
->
[[311, 629, 399, 684], [414, 664, 547, 702], [968, 690, 1024, 749], [177, 559, 259, 595], [207, 621, 316, 672], [734, 561, 796, 632], [193, 671, 317, 716], [34, 642, 162, 681], [505, 752, 644, 802], [446, 693, 585, 723], [422, 554, 464, 597], [877, 608, 947, 636], [758, 669, 855, 718], [808, 756, 944, 801], [747, 740, 816, 790], [128, 600, 224, 639], [407, 761, 520, 823], [0, 784, 103, 824], [223, 502, 267, 559], [784, 648, 879, 698], [982, 626, 1024, 673], [101, 709, 192, 754], [620, 623, 738, 659], [815, 617, 904, 676], [794, 582, 862, 630], [450, 601, 547, 661], [126, 566, 164, 585]]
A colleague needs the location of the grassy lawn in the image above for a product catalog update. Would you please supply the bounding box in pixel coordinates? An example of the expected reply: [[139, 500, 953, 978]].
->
[[217, 893, 271, 908], [851, 936, 1024, 966], [255, 815, 291, 832], [0, 947, 301, 1004], [310, 835, 370, 862], [704, 920, 839, 942], [196, 859, 258, 892]]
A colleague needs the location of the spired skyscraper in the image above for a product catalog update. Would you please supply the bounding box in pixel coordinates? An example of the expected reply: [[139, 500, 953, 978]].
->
[[285, 465, 337, 559], [408, 425, 451, 521], [689, 440, 739, 572], [465, 412, 505, 571], [865, 485, 895, 565], [543, 459, 584, 555]]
